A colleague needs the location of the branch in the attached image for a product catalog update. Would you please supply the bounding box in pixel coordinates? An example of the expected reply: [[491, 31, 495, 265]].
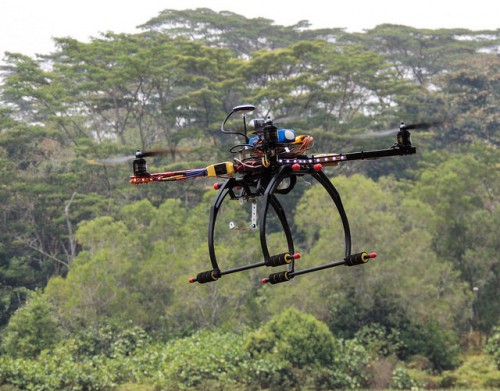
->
[[64, 192, 77, 264], [15, 235, 70, 269]]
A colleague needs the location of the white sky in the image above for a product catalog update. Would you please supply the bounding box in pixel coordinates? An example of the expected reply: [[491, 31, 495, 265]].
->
[[1, 0, 499, 59]]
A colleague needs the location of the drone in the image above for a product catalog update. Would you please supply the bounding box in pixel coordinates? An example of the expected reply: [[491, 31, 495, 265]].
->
[[129, 105, 422, 285]]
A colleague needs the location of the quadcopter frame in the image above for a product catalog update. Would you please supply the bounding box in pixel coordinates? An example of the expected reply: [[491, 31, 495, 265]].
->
[[130, 105, 417, 285]]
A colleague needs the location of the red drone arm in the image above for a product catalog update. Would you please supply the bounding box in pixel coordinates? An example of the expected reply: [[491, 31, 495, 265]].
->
[[130, 162, 237, 184]]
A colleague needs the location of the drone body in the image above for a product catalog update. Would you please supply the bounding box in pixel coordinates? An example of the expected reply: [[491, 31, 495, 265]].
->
[[130, 105, 417, 285]]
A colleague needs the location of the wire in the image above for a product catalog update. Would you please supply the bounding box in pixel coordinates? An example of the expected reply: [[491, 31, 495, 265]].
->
[[293, 136, 314, 154], [229, 144, 254, 154], [234, 158, 263, 170]]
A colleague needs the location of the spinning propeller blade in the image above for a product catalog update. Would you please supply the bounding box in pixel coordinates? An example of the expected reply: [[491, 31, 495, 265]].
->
[[90, 147, 189, 165], [91, 155, 135, 165], [357, 121, 441, 138], [137, 149, 173, 158]]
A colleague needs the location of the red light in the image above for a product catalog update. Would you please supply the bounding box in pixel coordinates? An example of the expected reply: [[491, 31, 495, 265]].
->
[[314, 164, 323, 172], [293, 253, 301, 259], [292, 163, 300, 171], [188, 277, 196, 283], [369, 252, 377, 259], [261, 278, 268, 284]]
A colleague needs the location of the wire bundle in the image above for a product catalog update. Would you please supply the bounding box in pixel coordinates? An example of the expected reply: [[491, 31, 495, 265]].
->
[[232, 135, 315, 172]]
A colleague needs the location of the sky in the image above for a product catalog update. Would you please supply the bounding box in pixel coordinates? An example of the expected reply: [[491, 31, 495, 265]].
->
[[1, 0, 499, 59]]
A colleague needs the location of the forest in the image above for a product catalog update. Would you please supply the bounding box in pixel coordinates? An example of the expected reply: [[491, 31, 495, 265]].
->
[[1, 8, 500, 390]]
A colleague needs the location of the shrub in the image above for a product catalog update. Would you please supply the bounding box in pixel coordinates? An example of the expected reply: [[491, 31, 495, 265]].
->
[[389, 366, 421, 389], [485, 325, 500, 369], [244, 307, 370, 389], [153, 330, 248, 389], [69, 320, 149, 358], [445, 352, 500, 389], [0, 352, 116, 390], [245, 308, 336, 367], [354, 323, 401, 358]]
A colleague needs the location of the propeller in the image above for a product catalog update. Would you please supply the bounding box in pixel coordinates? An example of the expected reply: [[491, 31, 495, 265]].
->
[[245, 116, 302, 133], [356, 121, 441, 138], [88, 148, 188, 165], [271, 115, 302, 125]]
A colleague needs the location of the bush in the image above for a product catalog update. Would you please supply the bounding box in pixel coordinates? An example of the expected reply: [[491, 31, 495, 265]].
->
[[443, 352, 500, 389], [354, 323, 401, 358], [389, 367, 421, 389], [245, 308, 336, 368], [0, 352, 116, 390], [151, 330, 249, 389], [69, 320, 150, 358], [485, 325, 500, 369], [244, 307, 370, 389]]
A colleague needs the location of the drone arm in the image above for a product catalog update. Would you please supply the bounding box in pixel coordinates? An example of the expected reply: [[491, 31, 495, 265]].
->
[[130, 162, 236, 184], [130, 168, 207, 184], [343, 146, 416, 161], [278, 146, 416, 167]]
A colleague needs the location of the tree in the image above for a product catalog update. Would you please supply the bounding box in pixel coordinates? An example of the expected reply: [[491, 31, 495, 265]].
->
[[1, 292, 61, 358], [433, 54, 500, 147], [240, 40, 411, 136], [49, 34, 225, 151], [1, 31, 241, 327], [138, 8, 345, 57], [351, 25, 500, 86], [411, 145, 500, 331], [245, 307, 370, 389], [269, 174, 469, 336]]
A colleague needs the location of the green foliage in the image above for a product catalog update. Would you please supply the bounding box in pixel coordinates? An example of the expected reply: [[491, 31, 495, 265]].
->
[[0, 350, 116, 390], [486, 326, 500, 369], [1, 292, 61, 359], [138, 8, 345, 57], [435, 55, 500, 147], [148, 330, 249, 389], [389, 366, 421, 389], [412, 146, 500, 331], [291, 173, 468, 336], [354, 323, 402, 358], [245, 308, 370, 389], [0, 311, 371, 390], [439, 353, 500, 389], [245, 307, 336, 368], [352, 24, 491, 85], [68, 320, 150, 359], [398, 321, 460, 372]]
